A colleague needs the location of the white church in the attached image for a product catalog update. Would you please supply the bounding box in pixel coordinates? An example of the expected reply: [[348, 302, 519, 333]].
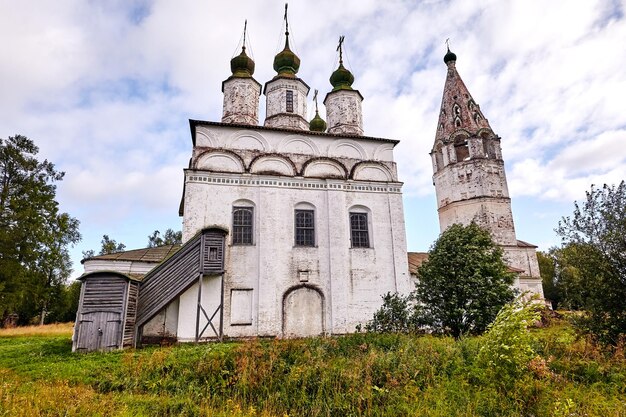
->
[[72, 16, 543, 352]]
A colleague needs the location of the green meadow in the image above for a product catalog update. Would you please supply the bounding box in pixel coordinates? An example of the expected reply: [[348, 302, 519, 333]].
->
[[1, 321, 625, 416]]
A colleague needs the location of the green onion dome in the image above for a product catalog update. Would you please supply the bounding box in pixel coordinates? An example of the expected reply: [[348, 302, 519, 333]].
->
[[273, 34, 300, 77], [309, 110, 327, 132], [329, 62, 354, 91], [444, 47, 457, 64], [230, 46, 255, 77]]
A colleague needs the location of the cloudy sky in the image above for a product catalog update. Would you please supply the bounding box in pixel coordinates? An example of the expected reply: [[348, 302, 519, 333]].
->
[[1, 0, 625, 279]]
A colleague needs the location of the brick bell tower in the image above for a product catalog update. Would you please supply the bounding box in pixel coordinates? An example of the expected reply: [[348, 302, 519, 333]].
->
[[430, 46, 544, 298]]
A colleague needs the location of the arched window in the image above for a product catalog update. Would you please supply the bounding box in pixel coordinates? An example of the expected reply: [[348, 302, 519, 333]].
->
[[349, 205, 373, 248], [232, 206, 254, 245], [294, 202, 315, 247]]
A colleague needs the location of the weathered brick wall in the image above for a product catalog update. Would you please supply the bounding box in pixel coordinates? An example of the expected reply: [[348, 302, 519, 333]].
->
[[324, 90, 363, 135], [222, 78, 261, 126]]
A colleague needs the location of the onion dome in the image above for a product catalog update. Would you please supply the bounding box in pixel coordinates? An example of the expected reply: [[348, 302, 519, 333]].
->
[[444, 47, 457, 64], [230, 46, 255, 77], [329, 62, 354, 91], [309, 110, 327, 132], [273, 33, 300, 77]]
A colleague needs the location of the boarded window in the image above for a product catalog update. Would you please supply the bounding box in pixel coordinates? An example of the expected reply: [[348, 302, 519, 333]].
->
[[286, 90, 294, 113], [350, 212, 370, 248], [233, 207, 253, 245], [230, 289, 253, 325], [295, 209, 315, 246]]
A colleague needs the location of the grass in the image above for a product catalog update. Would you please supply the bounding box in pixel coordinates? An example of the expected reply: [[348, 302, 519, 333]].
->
[[0, 322, 625, 416], [0, 322, 73, 337]]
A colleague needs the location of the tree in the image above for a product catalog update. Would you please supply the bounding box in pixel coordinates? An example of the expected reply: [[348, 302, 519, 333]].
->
[[413, 223, 516, 338], [147, 228, 182, 247], [556, 181, 626, 344], [538, 246, 586, 311], [82, 234, 126, 260], [538, 251, 559, 309], [365, 292, 418, 333], [0, 135, 80, 325], [99, 235, 126, 255]]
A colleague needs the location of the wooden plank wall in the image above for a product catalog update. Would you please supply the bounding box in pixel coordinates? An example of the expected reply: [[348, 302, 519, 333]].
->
[[81, 276, 127, 313], [123, 282, 139, 347], [135, 229, 227, 330], [135, 234, 202, 327]]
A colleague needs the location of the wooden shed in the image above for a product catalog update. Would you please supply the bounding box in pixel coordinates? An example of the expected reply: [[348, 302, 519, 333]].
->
[[72, 271, 140, 352]]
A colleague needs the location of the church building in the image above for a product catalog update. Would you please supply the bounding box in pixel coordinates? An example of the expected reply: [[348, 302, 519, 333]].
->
[[72, 14, 543, 352]]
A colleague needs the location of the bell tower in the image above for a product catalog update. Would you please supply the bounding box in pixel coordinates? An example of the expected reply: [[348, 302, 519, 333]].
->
[[431, 47, 544, 297]]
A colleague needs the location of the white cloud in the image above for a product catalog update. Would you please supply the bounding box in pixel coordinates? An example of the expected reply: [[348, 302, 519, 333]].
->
[[1, 0, 625, 272]]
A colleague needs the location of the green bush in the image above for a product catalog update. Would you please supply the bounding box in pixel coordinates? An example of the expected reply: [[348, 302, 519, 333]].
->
[[476, 296, 543, 389]]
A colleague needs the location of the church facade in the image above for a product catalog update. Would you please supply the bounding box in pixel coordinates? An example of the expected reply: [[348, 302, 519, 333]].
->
[[72, 18, 542, 352]]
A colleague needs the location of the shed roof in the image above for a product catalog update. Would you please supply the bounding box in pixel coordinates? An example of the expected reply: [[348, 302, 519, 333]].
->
[[81, 244, 181, 264], [516, 239, 538, 248], [407, 251, 527, 275], [408, 252, 429, 275]]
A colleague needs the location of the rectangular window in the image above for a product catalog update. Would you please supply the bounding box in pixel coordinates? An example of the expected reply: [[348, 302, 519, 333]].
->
[[286, 90, 294, 113], [232, 207, 253, 245], [350, 212, 370, 248], [295, 209, 315, 246]]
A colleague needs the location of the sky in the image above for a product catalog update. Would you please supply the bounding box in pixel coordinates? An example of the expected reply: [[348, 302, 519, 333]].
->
[[1, 0, 625, 279]]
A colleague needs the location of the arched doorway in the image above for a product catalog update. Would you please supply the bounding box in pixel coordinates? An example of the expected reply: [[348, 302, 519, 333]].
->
[[282, 285, 324, 337]]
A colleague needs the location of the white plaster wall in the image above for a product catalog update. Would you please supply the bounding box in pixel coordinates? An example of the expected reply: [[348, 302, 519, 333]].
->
[[142, 299, 179, 338], [324, 90, 363, 136], [177, 275, 223, 341], [222, 78, 261, 126], [82, 259, 157, 276], [181, 172, 409, 338]]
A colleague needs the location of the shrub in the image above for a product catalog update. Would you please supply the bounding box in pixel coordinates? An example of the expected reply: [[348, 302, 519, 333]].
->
[[476, 296, 543, 389]]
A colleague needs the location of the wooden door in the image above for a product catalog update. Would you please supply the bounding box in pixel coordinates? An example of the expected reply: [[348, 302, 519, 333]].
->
[[75, 311, 122, 352]]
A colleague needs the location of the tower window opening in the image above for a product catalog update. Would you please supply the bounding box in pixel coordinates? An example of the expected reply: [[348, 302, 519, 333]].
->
[[455, 142, 470, 162], [286, 90, 294, 113]]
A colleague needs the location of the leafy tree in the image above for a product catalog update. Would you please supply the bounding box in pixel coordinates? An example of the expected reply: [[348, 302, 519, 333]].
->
[[0, 135, 80, 325], [46, 280, 82, 323], [539, 245, 586, 311], [82, 235, 126, 259], [365, 292, 418, 333], [538, 251, 559, 309], [147, 228, 182, 247], [556, 181, 626, 344], [413, 223, 516, 338], [99, 234, 126, 255]]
